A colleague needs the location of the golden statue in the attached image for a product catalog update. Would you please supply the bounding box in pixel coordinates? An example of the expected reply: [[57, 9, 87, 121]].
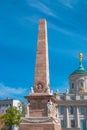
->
[[79, 86, 84, 93], [79, 53, 83, 61]]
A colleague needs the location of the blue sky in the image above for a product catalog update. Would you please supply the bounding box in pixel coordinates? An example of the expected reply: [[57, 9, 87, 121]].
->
[[0, 0, 87, 101]]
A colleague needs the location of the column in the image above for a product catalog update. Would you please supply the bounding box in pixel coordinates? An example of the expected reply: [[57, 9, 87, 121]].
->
[[66, 106, 69, 128], [76, 106, 80, 128]]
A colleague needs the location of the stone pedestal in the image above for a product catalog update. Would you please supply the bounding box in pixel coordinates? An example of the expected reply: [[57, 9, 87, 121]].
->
[[25, 94, 58, 117], [20, 93, 61, 130], [20, 117, 61, 130]]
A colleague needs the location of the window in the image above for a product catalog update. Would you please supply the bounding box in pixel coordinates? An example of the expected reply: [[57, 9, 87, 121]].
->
[[69, 106, 74, 114], [70, 96, 75, 100], [59, 106, 65, 114], [79, 81, 84, 91], [79, 106, 86, 115], [72, 83, 74, 89], [71, 120, 75, 128], [2, 110, 4, 113], [60, 96, 65, 100], [80, 96, 84, 100], [80, 119, 86, 130], [79, 82, 83, 87], [6, 104, 8, 107], [61, 120, 66, 128]]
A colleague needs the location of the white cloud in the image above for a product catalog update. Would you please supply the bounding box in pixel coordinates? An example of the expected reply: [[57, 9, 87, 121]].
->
[[48, 22, 73, 36], [24, 15, 39, 24], [48, 21, 87, 44], [58, 0, 79, 9], [0, 83, 28, 99], [29, 1, 56, 17]]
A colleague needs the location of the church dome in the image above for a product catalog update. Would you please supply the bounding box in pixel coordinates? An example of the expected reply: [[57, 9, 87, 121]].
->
[[70, 53, 87, 76], [71, 66, 87, 75]]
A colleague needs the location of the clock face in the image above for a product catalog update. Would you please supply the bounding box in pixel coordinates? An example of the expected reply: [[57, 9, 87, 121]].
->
[[37, 82, 43, 92]]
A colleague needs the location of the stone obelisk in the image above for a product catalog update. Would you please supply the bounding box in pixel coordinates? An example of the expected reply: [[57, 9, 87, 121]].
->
[[34, 19, 49, 93], [20, 19, 61, 130]]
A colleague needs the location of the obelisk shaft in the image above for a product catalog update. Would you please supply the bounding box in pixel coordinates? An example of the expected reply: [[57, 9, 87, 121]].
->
[[34, 19, 50, 92]]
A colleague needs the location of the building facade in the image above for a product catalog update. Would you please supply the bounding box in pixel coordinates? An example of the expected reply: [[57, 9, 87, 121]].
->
[[56, 53, 87, 130], [0, 98, 22, 114]]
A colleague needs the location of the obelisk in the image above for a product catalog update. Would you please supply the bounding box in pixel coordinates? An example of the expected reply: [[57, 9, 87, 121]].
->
[[34, 20, 49, 93], [20, 19, 61, 130]]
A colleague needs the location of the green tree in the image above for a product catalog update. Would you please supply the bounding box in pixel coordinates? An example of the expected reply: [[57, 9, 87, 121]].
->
[[4, 106, 21, 130]]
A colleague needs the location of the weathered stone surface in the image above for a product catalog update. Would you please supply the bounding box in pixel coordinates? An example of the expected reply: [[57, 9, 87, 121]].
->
[[20, 19, 61, 130], [34, 19, 49, 93], [20, 117, 61, 130], [20, 124, 61, 130]]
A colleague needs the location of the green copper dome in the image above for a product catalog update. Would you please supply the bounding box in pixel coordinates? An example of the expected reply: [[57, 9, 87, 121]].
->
[[70, 53, 87, 76], [71, 66, 87, 75]]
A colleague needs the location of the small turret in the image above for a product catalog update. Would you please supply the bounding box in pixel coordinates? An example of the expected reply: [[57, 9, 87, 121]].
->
[[69, 53, 87, 94]]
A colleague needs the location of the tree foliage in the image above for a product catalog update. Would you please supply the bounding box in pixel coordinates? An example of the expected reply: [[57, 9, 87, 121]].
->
[[4, 106, 21, 127]]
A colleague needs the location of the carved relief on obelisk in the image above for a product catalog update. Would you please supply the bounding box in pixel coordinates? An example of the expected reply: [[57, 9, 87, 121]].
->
[[34, 20, 50, 93]]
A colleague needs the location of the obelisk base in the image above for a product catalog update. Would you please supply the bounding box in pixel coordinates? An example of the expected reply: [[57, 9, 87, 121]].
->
[[20, 117, 61, 130]]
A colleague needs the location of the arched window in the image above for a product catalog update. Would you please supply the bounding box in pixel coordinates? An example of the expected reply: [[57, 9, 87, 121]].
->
[[79, 82, 83, 87], [72, 83, 74, 89], [78, 80, 84, 92]]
